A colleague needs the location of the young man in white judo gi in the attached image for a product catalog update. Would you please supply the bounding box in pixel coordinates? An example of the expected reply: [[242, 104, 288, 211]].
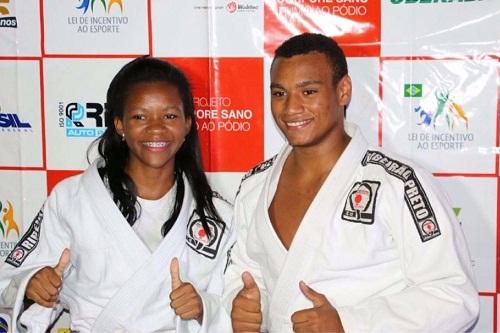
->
[[0, 57, 234, 332], [223, 33, 479, 332]]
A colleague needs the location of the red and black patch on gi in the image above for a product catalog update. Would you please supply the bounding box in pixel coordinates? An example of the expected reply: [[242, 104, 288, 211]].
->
[[186, 210, 225, 259], [362, 150, 441, 242], [5, 207, 44, 267], [342, 180, 380, 224]]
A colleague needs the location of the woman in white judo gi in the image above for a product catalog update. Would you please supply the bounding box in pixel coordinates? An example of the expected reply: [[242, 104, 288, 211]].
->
[[0, 57, 234, 332]]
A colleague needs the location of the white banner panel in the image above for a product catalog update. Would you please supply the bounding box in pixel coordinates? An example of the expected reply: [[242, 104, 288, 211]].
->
[[152, 0, 209, 57], [153, 0, 263, 57], [474, 296, 494, 333], [43, 58, 130, 169], [208, 0, 263, 57], [437, 176, 497, 292], [0, 0, 40, 56], [0, 60, 43, 168], [381, 59, 497, 174], [345, 57, 380, 146], [381, 0, 500, 56], [43, 0, 148, 55], [0, 171, 46, 261]]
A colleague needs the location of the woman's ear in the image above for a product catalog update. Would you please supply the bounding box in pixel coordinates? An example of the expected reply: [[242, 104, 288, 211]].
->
[[114, 116, 124, 137], [184, 115, 192, 136]]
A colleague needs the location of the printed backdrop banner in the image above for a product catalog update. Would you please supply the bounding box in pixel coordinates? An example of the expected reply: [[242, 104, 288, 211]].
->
[[0, 0, 498, 332]]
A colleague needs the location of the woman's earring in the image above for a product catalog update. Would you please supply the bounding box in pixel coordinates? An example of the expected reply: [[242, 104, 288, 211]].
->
[[121, 133, 125, 141]]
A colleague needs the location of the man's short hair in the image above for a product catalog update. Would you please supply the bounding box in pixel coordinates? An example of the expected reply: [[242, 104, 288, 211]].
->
[[273, 33, 348, 85]]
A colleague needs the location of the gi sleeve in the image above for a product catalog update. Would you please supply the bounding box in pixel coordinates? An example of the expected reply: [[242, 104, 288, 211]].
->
[[336, 167, 479, 332], [177, 197, 236, 333], [0, 186, 72, 332], [219, 193, 271, 332]]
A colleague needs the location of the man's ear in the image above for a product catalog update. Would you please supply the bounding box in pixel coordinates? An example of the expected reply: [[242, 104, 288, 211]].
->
[[337, 75, 352, 107]]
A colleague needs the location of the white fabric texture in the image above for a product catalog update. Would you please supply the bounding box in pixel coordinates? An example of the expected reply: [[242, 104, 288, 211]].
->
[[0, 160, 234, 333], [222, 122, 479, 333]]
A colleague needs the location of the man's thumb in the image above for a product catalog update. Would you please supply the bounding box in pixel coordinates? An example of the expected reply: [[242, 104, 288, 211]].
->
[[241, 271, 260, 299], [54, 248, 70, 278], [170, 257, 182, 290], [299, 281, 325, 307]]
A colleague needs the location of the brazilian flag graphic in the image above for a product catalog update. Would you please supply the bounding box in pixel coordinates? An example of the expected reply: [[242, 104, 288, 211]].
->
[[404, 84, 423, 97]]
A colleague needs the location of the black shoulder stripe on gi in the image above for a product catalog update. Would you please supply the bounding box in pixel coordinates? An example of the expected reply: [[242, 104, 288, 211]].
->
[[224, 242, 235, 274], [5, 207, 44, 267], [241, 155, 277, 182], [362, 150, 441, 242], [212, 190, 232, 207], [236, 155, 277, 197], [186, 210, 226, 259]]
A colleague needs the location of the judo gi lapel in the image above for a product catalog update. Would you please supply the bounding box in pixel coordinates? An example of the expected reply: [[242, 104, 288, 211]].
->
[[267, 126, 368, 323], [91, 175, 193, 331], [81, 162, 150, 269]]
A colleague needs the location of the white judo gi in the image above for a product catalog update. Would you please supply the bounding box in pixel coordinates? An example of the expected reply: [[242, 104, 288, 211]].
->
[[223, 123, 479, 332], [0, 160, 234, 333]]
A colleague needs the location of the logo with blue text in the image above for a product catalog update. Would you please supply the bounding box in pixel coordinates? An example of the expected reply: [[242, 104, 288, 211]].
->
[[0, 106, 33, 132], [58, 102, 108, 137], [0, 0, 17, 28]]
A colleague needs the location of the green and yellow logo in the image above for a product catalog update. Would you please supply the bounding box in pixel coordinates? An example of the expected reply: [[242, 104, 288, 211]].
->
[[0, 200, 20, 239], [404, 84, 423, 97]]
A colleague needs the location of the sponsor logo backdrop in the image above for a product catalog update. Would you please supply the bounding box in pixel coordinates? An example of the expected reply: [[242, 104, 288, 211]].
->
[[0, 0, 498, 331]]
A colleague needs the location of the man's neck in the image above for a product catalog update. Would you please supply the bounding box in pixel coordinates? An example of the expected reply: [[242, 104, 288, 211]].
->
[[287, 131, 351, 180]]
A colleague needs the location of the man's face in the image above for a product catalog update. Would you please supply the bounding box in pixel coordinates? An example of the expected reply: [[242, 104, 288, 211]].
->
[[270, 51, 351, 148]]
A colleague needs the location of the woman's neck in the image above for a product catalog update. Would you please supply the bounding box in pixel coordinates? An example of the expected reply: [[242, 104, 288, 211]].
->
[[126, 165, 176, 200]]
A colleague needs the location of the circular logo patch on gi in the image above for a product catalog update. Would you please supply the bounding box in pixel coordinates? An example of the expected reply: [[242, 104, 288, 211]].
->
[[190, 220, 216, 246], [186, 210, 225, 259], [11, 248, 25, 261], [350, 184, 372, 211], [422, 220, 437, 235]]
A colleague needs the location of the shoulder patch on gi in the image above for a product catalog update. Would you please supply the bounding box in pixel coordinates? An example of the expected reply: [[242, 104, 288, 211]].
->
[[342, 180, 380, 225], [362, 150, 441, 242], [5, 207, 44, 267], [242, 155, 277, 182], [236, 155, 277, 197], [212, 191, 232, 206], [186, 210, 226, 259]]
